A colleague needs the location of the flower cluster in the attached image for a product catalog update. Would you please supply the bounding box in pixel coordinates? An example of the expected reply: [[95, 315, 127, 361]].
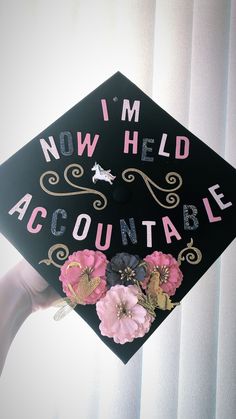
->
[[58, 250, 183, 344]]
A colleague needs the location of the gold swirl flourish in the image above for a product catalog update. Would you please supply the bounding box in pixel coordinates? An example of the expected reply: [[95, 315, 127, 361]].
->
[[40, 163, 107, 210], [39, 244, 70, 268], [177, 238, 202, 266], [122, 168, 182, 209]]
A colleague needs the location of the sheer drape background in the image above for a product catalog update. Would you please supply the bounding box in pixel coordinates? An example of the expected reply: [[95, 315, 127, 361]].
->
[[0, 1, 235, 418]]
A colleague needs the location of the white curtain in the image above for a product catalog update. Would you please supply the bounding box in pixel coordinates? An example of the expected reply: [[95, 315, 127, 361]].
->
[[0, 1, 235, 418]]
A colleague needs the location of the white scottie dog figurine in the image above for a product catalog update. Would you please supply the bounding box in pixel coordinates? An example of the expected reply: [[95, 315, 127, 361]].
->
[[91, 162, 116, 185]]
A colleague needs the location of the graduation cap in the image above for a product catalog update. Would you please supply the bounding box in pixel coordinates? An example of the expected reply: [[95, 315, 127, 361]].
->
[[0, 72, 235, 363]]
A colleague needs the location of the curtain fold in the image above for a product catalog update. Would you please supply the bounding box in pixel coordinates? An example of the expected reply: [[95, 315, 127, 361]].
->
[[0, 1, 235, 418], [177, 2, 232, 418], [215, 2, 236, 418]]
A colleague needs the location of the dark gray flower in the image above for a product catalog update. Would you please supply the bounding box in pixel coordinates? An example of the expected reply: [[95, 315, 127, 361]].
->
[[106, 252, 147, 288]]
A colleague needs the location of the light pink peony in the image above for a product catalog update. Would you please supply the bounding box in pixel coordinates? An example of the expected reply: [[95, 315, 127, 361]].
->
[[96, 285, 154, 344], [143, 251, 183, 296], [59, 249, 108, 304]]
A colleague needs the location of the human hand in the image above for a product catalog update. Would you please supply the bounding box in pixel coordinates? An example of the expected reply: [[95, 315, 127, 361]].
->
[[0, 259, 59, 376], [15, 259, 60, 312]]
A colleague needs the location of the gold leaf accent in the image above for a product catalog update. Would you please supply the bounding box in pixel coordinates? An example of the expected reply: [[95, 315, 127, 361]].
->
[[147, 272, 161, 296], [122, 168, 182, 209], [137, 294, 157, 318], [147, 272, 179, 311], [177, 238, 202, 266], [39, 244, 69, 268], [66, 261, 82, 270], [72, 274, 101, 304], [40, 163, 107, 210], [156, 293, 179, 311]]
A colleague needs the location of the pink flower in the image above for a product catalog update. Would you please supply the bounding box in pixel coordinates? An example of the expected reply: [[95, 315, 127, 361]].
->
[[144, 251, 183, 296], [96, 285, 154, 344], [59, 249, 108, 304]]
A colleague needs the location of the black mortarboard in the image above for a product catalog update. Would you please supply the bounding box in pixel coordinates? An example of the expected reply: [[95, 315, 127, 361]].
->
[[0, 72, 235, 363]]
